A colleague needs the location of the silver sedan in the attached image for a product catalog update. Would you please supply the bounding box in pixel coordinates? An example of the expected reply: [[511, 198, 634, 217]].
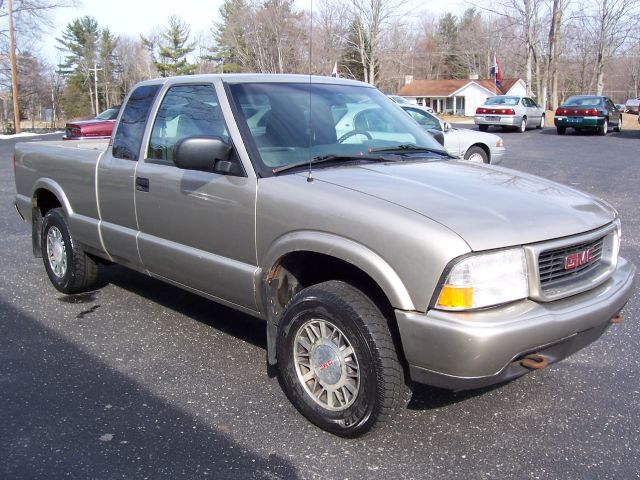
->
[[401, 105, 505, 164], [474, 95, 545, 133]]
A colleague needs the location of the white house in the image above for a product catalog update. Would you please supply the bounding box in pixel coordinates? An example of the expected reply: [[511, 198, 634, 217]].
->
[[397, 78, 528, 116]]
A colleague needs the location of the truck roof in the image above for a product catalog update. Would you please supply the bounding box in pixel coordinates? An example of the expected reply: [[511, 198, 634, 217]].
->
[[134, 73, 372, 89]]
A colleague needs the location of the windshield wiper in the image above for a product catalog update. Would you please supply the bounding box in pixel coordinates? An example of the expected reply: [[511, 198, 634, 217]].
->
[[368, 144, 447, 155], [272, 154, 391, 175]]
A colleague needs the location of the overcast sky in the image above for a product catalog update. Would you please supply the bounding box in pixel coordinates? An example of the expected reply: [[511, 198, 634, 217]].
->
[[41, 0, 464, 65]]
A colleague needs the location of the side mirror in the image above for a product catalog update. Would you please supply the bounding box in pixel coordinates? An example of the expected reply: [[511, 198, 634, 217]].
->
[[174, 136, 241, 175], [443, 122, 452, 132]]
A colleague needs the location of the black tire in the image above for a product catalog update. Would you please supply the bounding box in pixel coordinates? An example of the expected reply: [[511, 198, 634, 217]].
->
[[536, 115, 545, 129], [478, 124, 489, 132], [613, 116, 622, 133], [556, 126, 566, 135], [518, 117, 527, 133], [41, 208, 98, 294], [598, 119, 608, 136], [464, 146, 489, 163], [276, 280, 404, 437]]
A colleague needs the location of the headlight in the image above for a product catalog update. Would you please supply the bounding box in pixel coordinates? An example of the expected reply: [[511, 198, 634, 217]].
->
[[435, 248, 529, 310], [495, 138, 504, 148]]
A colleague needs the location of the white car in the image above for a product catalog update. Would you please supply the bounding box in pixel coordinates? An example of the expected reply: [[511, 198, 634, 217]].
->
[[474, 95, 545, 133], [388, 95, 435, 113], [401, 105, 505, 164]]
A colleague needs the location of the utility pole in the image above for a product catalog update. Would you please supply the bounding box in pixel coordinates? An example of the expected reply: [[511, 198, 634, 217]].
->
[[91, 63, 102, 115], [8, 0, 21, 134]]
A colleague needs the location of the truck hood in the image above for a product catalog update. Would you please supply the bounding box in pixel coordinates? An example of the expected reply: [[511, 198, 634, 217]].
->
[[311, 160, 616, 251]]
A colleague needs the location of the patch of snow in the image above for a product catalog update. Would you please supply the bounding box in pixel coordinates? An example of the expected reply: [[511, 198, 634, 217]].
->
[[0, 131, 64, 140]]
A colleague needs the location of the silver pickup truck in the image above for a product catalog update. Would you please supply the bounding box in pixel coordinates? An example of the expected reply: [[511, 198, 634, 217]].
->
[[14, 74, 636, 437]]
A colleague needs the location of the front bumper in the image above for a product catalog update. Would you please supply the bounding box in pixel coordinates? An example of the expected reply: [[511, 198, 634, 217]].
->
[[554, 116, 604, 129], [396, 257, 636, 390], [474, 115, 522, 127], [488, 146, 505, 165]]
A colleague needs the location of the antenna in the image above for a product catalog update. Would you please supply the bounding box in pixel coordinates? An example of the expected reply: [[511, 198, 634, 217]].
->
[[307, 0, 314, 183]]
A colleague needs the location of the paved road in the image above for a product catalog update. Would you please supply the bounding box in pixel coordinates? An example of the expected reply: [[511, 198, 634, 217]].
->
[[1, 129, 638, 479]]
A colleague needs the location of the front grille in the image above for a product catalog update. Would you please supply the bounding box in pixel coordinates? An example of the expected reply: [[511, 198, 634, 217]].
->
[[538, 237, 604, 287]]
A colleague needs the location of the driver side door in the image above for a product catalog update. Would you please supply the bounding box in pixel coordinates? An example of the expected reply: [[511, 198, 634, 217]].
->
[[134, 82, 258, 312]]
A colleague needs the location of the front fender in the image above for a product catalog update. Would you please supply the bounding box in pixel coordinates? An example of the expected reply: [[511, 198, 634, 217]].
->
[[256, 231, 416, 313]]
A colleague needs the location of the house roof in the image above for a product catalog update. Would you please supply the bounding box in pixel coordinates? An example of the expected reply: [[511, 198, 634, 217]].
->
[[398, 78, 522, 97]]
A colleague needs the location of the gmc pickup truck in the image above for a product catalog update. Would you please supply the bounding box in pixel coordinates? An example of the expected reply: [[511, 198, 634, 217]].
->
[[14, 74, 636, 437]]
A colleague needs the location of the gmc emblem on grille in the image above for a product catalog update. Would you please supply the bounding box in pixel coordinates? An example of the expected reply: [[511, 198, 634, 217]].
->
[[565, 249, 592, 270]]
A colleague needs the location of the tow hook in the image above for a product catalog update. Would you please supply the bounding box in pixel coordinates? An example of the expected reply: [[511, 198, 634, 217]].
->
[[520, 353, 549, 370], [610, 314, 623, 324]]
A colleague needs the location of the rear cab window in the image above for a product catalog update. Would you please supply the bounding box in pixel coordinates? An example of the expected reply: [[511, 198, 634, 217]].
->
[[112, 84, 161, 160]]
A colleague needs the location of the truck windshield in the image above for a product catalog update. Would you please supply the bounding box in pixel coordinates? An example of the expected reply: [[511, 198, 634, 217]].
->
[[227, 82, 445, 176]]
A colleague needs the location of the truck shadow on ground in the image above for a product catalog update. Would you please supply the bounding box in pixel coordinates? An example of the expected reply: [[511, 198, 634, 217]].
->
[[98, 264, 486, 412], [0, 299, 299, 479], [99, 264, 267, 350]]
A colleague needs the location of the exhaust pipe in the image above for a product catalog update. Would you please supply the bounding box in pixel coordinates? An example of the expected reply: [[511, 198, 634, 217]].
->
[[520, 353, 549, 370]]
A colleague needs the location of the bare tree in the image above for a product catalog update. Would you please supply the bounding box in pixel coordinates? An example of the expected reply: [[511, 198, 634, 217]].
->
[[349, 0, 407, 86], [1, 0, 75, 132], [583, 0, 639, 95]]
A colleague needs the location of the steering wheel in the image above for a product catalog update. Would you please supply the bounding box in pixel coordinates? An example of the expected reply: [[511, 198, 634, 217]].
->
[[337, 129, 373, 143]]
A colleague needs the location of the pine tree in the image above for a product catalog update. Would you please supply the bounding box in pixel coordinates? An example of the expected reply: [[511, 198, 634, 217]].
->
[[145, 15, 196, 77], [211, 0, 250, 72], [56, 16, 100, 117]]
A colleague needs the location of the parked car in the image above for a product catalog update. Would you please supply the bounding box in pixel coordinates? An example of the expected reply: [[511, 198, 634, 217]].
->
[[388, 95, 434, 113], [624, 97, 640, 114], [615, 103, 627, 113], [63, 105, 121, 140], [554, 95, 622, 135], [474, 95, 545, 132], [401, 105, 504, 164]]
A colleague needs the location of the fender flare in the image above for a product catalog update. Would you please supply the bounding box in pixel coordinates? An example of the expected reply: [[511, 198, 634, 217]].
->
[[257, 231, 416, 366], [30, 178, 73, 257]]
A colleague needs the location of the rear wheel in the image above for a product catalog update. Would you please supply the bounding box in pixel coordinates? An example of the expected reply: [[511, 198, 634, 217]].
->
[[276, 281, 404, 437], [613, 116, 622, 133], [518, 117, 527, 133], [536, 115, 545, 129], [478, 124, 488, 132], [556, 126, 566, 135], [464, 146, 489, 164], [598, 119, 608, 136], [41, 208, 98, 294]]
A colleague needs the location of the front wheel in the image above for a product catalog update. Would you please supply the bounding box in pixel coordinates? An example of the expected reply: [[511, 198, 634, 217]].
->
[[41, 208, 98, 294], [276, 281, 405, 437], [464, 146, 489, 163]]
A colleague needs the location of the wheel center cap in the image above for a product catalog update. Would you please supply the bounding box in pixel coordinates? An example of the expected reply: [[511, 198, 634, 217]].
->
[[53, 243, 63, 260], [311, 344, 341, 385]]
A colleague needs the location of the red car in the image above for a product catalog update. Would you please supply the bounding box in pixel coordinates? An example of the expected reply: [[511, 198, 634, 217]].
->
[[63, 105, 121, 140]]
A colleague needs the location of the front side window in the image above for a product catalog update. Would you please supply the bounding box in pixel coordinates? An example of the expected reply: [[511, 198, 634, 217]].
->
[[227, 82, 444, 176], [147, 84, 229, 163]]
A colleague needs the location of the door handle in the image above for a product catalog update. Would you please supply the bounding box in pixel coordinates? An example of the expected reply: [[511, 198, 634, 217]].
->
[[136, 177, 149, 192]]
